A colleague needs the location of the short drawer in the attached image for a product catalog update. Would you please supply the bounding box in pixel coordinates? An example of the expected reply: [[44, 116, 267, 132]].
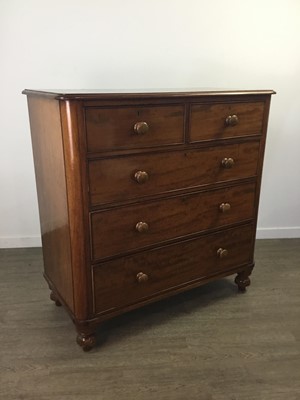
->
[[88, 141, 260, 207], [90, 182, 255, 261], [93, 224, 254, 314], [190, 101, 265, 142], [85, 105, 185, 152]]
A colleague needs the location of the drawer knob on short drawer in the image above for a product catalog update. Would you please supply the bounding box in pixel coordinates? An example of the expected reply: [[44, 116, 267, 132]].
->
[[133, 121, 149, 135], [134, 170, 149, 184], [136, 272, 149, 283], [221, 157, 235, 168], [225, 114, 239, 126], [219, 202, 231, 213], [217, 248, 228, 259], [135, 221, 149, 233]]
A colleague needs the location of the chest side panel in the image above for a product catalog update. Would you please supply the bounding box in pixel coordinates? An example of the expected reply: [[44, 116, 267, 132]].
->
[[27, 96, 74, 312]]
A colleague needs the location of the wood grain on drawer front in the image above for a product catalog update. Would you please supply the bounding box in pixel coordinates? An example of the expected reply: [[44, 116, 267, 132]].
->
[[89, 141, 259, 207], [91, 182, 255, 260], [190, 102, 265, 142], [93, 224, 254, 314], [85, 105, 184, 152]]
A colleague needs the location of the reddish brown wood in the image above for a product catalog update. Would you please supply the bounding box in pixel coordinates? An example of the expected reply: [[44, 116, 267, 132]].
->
[[75, 321, 98, 351], [88, 141, 260, 207], [93, 224, 254, 314], [76, 332, 97, 352], [85, 105, 185, 152], [22, 88, 275, 101], [59, 101, 90, 321], [190, 101, 265, 142], [23, 89, 274, 351], [235, 264, 254, 292], [26, 96, 74, 312], [90, 182, 256, 260]]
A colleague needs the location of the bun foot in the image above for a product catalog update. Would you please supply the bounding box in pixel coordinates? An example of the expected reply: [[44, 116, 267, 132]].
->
[[76, 333, 97, 352], [50, 291, 62, 306], [235, 272, 251, 292]]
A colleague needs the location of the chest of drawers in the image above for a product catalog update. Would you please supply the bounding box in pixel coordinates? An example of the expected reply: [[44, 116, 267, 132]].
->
[[23, 89, 275, 351]]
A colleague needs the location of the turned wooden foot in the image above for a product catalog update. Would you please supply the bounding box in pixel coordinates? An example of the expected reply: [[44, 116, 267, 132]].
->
[[76, 333, 97, 352], [50, 291, 62, 306], [234, 273, 251, 292], [235, 271, 251, 292], [234, 263, 254, 292]]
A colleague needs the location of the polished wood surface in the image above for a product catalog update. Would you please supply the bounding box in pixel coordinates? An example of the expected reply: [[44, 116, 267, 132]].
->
[[23, 88, 276, 99], [23, 89, 274, 350], [91, 182, 255, 260], [59, 101, 90, 321], [26, 96, 74, 312], [93, 224, 254, 314], [85, 105, 185, 152], [190, 101, 265, 142], [88, 141, 260, 207]]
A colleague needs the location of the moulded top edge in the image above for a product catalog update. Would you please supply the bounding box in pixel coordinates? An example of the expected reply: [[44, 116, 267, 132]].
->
[[22, 88, 276, 100]]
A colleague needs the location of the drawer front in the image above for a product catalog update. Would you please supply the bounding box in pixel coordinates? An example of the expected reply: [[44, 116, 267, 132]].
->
[[190, 102, 265, 142], [89, 141, 260, 207], [93, 224, 254, 314], [91, 182, 255, 260], [85, 105, 185, 152]]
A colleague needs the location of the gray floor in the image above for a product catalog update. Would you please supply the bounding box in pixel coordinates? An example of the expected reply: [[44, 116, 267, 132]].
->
[[1, 239, 300, 400]]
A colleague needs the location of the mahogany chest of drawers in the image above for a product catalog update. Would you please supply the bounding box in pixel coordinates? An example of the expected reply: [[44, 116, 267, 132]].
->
[[23, 89, 274, 351]]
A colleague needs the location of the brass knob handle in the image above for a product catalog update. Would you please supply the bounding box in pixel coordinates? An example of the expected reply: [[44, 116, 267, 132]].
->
[[133, 121, 149, 135], [217, 248, 228, 259], [219, 202, 231, 213], [225, 114, 239, 126], [135, 221, 149, 233], [134, 170, 149, 184], [221, 157, 235, 168], [136, 272, 149, 283]]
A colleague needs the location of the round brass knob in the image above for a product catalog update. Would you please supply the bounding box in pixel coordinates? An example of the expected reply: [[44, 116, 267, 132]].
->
[[225, 114, 239, 126], [135, 221, 149, 233], [136, 272, 149, 283], [217, 248, 228, 259], [134, 170, 149, 184], [221, 157, 235, 168], [133, 121, 149, 135], [219, 202, 231, 213]]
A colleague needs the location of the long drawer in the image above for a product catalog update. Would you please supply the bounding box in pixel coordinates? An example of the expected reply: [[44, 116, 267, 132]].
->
[[85, 105, 185, 152], [190, 101, 265, 142], [88, 141, 260, 207], [93, 224, 254, 314], [90, 182, 255, 260]]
